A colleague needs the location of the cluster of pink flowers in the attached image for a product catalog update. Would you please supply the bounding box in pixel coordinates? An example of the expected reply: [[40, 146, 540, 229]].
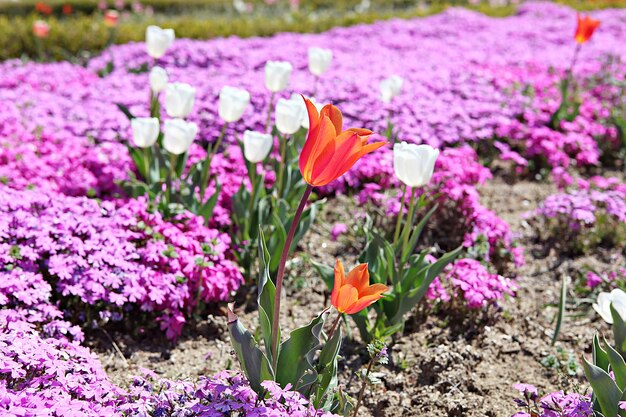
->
[[527, 176, 626, 243], [511, 383, 593, 417], [0, 186, 243, 340], [118, 370, 335, 417], [586, 267, 626, 289], [428, 259, 517, 309]]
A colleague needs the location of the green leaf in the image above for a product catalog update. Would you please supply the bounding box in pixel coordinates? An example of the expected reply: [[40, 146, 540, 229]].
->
[[115, 102, 135, 121], [594, 334, 610, 372], [313, 325, 342, 409], [551, 276, 567, 346], [350, 309, 372, 343], [582, 357, 623, 417], [605, 339, 626, 391], [391, 246, 462, 324], [227, 308, 274, 393], [198, 181, 221, 224], [312, 260, 335, 292], [275, 312, 325, 394], [257, 228, 277, 364], [402, 204, 437, 262], [612, 304, 626, 359]]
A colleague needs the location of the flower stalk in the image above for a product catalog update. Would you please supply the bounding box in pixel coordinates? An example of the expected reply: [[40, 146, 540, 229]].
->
[[270, 184, 314, 368]]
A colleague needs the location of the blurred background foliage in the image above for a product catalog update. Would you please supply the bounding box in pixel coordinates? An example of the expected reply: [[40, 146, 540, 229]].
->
[[1, 0, 624, 61]]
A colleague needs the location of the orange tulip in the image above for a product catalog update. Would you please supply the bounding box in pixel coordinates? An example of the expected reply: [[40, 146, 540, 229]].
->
[[299, 96, 386, 187], [331, 260, 388, 315], [32, 20, 50, 38], [574, 14, 600, 44]]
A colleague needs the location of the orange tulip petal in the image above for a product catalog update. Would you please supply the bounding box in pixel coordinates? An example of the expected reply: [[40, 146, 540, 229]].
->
[[345, 263, 369, 293], [331, 259, 345, 308], [302, 115, 337, 184], [360, 283, 389, 297], [312, 132, 362, 186], [320, 104, 343, 135], [336, 284, 359, 313], [343, 293, 384, 315]]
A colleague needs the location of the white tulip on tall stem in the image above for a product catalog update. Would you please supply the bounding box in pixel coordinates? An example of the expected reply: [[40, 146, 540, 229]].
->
[[380, 75, 404, 143], [308, 47, 332, 97], [391, 142, 439, 247], [264, 61, 292, 132], [274, 96, 305, 195]]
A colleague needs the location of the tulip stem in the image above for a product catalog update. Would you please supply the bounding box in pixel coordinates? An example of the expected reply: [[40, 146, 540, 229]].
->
[[166, 153, 177, 204], [265, 92, 275, 133], [326, 313, 343, 343], [352, 356, 375, 417], [200, 123, 228, 201], [401, 187, 416, 251], [392, 184, 407, 245], [244, 165, 257, 241], [275, 134, 288, 198], [270, 184, 314, 369]]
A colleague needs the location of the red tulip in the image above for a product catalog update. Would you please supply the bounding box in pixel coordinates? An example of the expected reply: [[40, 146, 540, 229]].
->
[[575, 13, 600, 44], [62, 4, 73, 15], [331, 260, 388, 315], [35, 2, 52, 15], [299, 96, 385, 187]]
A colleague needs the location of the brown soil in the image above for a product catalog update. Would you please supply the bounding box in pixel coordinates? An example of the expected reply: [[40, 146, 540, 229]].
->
[[92, 177, 621, 417]]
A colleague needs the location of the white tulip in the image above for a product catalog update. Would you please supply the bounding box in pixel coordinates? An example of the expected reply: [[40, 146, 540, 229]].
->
[[265, 61, 293, 93], [393, 142, 439, 188], [149, 66, 168, 93], [162, 119, 197, 155], [243, 130, 273, 163], [131, 117, 160, 148], [308, 47, 333, 76], [593, 289, 626, 324], [380, 75, 404, 104], [292, 93, 323, 129], [275, 97, 305, 135], [146, 25, 175, 59], [218, 86, 250, 123], [165, 83, 196, 118]]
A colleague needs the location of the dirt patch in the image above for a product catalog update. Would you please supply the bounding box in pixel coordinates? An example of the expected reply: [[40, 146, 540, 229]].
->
[[92, 178, 618, 417]]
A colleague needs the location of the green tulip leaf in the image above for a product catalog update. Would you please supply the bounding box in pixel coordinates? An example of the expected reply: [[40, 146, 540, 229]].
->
[[582, 357, 623, 417]]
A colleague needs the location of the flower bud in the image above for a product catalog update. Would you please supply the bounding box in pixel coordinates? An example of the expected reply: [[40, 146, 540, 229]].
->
[[393, 142, 439, 188], [163, 119, 197, 155], [149, 66, 168, 93], [146, 25, 175, 59], [33, 20, 50, 38], [243, 130, 273, 163], [131, 117, 160, 148], [165, 83, 196, 118], [380, 75, 404, 104], [275, 97, 304, 135], [264, 60, 293, 93], [104, 9, 119, 28], [218, 86, 250, 123], [308, 47, 333, 76]]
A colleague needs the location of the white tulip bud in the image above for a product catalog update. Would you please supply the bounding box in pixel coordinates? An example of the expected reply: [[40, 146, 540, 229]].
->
[[243, 130, 273, 163], [165, 83, 196, 118], [593, 289, 626, 324], [131, 117, 160, 148], [308, 47, 333, 76], [146, 25, 175, 59], [380, 75, 404, 104], [292, 93, 323, 129], [218, 86, 250, 123], [275, 97, 305, 135], [149, 66, 168, 93], [265, 60, 293, 93], [393, 142, 439, 188], [163, 119, 197, 155]]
